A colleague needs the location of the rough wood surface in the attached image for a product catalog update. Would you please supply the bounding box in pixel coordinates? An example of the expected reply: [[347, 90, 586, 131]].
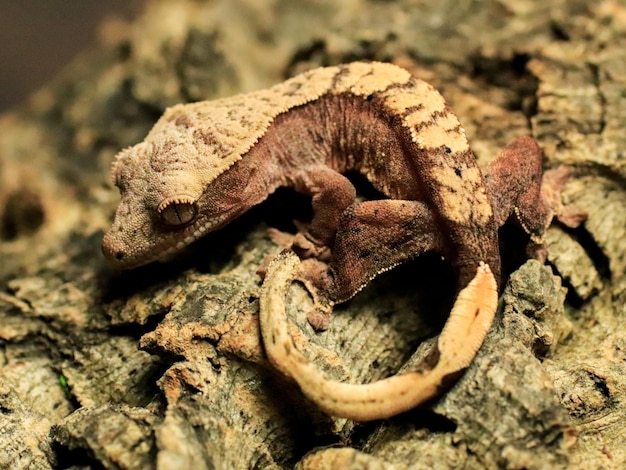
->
[[1, 1, 625, 468]]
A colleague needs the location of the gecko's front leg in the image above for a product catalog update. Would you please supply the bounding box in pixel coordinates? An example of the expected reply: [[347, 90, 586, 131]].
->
[[289, 166, 357, 260], [262, 165, 358, 329]]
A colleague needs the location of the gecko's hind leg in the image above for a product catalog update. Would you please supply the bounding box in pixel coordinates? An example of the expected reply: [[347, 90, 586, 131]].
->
[[300, 199, 452, 330], [486, 136, 586, 243], [260, 250, 498, 421]]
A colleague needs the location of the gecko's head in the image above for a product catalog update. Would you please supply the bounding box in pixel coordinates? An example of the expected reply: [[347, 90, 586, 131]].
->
[[102, 106, 247, 269]]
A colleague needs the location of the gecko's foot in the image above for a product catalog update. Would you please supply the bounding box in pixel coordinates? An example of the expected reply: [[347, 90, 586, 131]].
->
[[265, 227, 332, 266], [256, 254, 276, 280], [291, 232, 332, 261], [267, 227, 296, 248], [526, 241, 549, 264], [258, 229, 298, 278], [542, 166, 587, 229], [306, 303, 334, 331], [260, 227, 325, 279], [556, 205, 587, 229], [298, 258, 336, 331], [518, 165, 587, 258], [259, 253, 337, 331]]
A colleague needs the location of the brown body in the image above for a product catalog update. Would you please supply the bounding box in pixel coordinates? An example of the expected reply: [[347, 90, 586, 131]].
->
[[103, 63, 516, 318], [103, 62, 568, 419]]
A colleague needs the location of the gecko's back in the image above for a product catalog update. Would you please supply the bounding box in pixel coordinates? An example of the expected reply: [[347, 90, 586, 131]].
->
[[105, 62, 499, 287]]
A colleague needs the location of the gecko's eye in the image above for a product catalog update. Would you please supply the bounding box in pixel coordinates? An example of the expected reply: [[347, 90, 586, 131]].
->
[[157, 197, 198, 227]]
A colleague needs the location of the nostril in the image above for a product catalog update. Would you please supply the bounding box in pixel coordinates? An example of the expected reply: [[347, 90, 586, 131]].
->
[[115, 251, 124, 261]]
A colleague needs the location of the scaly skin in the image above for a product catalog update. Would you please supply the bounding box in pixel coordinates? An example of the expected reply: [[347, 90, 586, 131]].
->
[[103, 62, 571, 419]]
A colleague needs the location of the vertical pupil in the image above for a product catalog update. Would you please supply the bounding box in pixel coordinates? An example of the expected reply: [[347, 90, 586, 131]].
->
[[161, 201, 195, 225]]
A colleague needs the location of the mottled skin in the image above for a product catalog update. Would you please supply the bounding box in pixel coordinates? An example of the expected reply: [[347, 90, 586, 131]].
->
[[103, 62, 571, 419]]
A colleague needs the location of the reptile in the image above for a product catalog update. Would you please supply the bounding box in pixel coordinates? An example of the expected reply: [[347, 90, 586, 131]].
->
[[103, 61, 575, 420]]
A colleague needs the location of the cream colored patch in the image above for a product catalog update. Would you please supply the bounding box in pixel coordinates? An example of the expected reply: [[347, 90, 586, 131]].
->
[[379, 79, 469, 154], [430, 165, 492, 224], [382, 80, 446, 116], [438, 262, 498, 368], [128, 62, 420, 196], [148, 66, 343, 170], [334, 62, 412, 96], [410, 112, 467, 153], [136, 62, 411, 192]]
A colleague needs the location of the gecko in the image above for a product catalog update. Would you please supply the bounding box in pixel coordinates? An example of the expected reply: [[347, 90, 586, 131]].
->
[[103, 62, 575, 420]]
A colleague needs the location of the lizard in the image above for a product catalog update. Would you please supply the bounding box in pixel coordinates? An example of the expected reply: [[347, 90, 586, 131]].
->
[[102, 61, 577, 420]]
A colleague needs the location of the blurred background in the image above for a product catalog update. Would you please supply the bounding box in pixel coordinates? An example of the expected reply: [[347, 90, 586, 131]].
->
[[0, 0, 143, 111]]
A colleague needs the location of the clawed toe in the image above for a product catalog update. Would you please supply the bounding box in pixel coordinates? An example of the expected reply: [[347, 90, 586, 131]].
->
[[557, 205, 587, 229], [292, 232, 332, 261], [267, 227, 296, 248], [306, 302, 334, 331], [259, 251, 337, 331]]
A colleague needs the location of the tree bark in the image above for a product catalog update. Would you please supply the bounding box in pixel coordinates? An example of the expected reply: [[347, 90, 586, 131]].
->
[[1, 1, 625, 468]]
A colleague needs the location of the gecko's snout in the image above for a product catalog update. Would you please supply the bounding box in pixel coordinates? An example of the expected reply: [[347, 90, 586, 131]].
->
[[101, 231, 128, 265], [101, 226, 161, 269]]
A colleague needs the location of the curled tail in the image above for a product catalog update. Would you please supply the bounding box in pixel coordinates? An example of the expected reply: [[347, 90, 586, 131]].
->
[[260, 250, 497, 421]]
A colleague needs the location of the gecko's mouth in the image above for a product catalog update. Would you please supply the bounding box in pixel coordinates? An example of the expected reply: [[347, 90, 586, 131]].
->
[[101, 235, 172, 270], [102, 233, 197, 270], [102, 212, 234, 270]]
